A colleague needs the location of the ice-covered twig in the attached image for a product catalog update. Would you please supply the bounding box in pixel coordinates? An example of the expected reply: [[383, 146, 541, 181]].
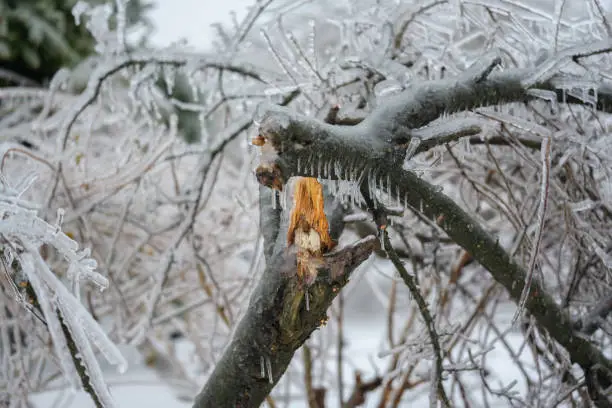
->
[[458, 51, 502, 84], [382, 229, 450, 407], [0, 178, 126, 407], [512, 135, 551, 324], [409, 116, 483, 152], [521, 38, 612, 88]]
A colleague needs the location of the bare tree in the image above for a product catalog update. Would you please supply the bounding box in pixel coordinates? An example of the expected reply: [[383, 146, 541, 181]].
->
[[1, 0, 612, 407]]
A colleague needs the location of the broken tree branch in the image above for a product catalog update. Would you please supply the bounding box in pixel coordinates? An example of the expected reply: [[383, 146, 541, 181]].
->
[[192, 231, 378, 407], [252, 51, 612, 406]]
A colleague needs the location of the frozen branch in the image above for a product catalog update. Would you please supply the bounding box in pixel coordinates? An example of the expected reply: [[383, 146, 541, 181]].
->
[[255, 68, 612, 193], [193, 236, 378, 407], [382, 229, 450, 407], [252, 56, 612, 406], [193, 226, 378, 407], [59, 52, 265, 150]]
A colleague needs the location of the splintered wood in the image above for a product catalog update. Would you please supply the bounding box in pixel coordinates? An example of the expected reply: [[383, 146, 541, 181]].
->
[[287, 177, 335, 286]]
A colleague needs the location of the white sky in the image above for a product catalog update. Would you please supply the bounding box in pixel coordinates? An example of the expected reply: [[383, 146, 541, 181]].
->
[[148, 0, 255, 49]]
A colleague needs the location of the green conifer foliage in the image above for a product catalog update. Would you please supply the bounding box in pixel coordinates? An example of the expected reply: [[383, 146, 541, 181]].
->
[[0, 0, 152, 85]]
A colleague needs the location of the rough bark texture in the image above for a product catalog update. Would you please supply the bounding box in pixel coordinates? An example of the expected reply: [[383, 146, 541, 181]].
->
[[193, 184, 377, 408]]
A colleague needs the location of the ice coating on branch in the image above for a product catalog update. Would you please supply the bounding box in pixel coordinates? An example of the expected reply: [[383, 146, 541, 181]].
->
[[0, 177, 124, 404], [22, 254, 80, 391], [402, 137, 421, 170], [521, 39, 612, 88], [570, 199, 598, 213], [594, 245, 612, 270], [260, 109, 292, 137], [526, 89, 559, 113], [374, 79, 403, 98], [513, 135, 551, 324]]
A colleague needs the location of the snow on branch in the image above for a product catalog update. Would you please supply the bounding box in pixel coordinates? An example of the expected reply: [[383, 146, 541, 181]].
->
[[254, 44, 612, 196]]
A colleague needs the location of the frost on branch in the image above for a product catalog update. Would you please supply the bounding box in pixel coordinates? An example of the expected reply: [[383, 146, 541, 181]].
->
[[0, 175, 125, 407]]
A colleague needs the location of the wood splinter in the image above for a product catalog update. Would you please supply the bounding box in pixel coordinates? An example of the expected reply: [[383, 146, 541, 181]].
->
[[287, 177, 336, 298]]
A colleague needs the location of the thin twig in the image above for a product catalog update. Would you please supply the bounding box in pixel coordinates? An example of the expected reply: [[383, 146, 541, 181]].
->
[[382, 229, 451, 408], [512, 135, 551, 323]]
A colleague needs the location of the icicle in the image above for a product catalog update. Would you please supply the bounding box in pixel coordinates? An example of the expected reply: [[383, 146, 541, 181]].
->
[[367, 168, 373, 197], [404, 137, 421, 163], [271, 191, 277, 209], [351, 181, 357, 206], [356, 166, 366, 185], [53, 208, 65, 236], [280, 187, 288, 210], [396, 183, 400, 207], [328, 180, 338, 195], [527, 89, 559, 114], [162, 65, 177, 95], [309, 153, 315, 176], [305, 290, 310, 311], [266, 356, 273, 384], [260, 356, 266, 378], [463, 136, 471, 155], [379, 230, 386, 251]]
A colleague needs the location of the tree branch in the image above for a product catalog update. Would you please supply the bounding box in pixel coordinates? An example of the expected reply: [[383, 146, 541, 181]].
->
[[193, 232, 378, 407], [382, 229, 450, 407], [259, 186, 282, 263], [255, 68, 612, 194], [252, 55, 612, 406]]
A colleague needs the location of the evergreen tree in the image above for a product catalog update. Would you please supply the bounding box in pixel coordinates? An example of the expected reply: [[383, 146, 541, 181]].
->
[[0, 0, 152, 85]]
